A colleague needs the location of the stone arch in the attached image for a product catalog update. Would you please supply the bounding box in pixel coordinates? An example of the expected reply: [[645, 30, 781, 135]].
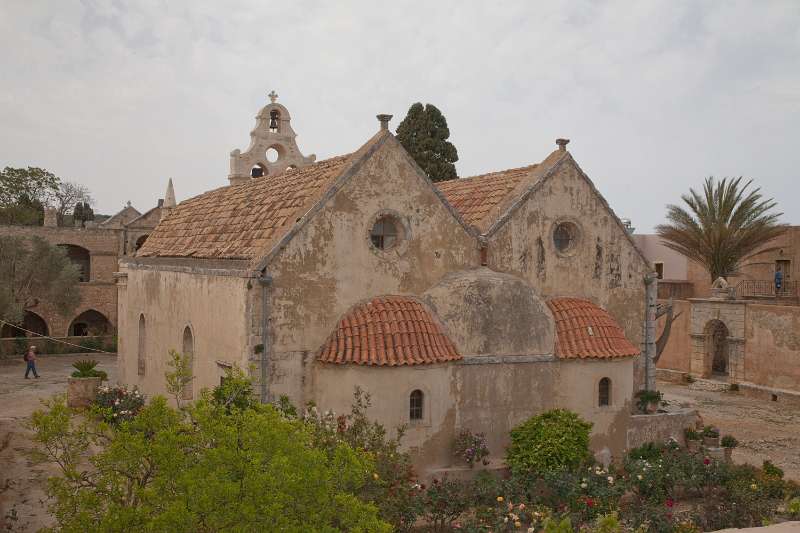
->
[[688, 300, 746, 382], [1, 311, 49, 338], [704, 319, 729, 376], [181, 325, 194, 400], [69, 309, 111, 336], [58, 244, 91, 282]]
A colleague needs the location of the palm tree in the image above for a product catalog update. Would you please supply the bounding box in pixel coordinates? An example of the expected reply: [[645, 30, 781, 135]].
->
[[656, 177, 787, 282]]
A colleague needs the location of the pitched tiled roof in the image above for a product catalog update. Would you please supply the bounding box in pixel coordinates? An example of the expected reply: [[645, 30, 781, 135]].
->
[[435, 164, 538, 230], [547, 298, 640, 359], [318, 296, 462, 366], [136, 155, 353, 260]]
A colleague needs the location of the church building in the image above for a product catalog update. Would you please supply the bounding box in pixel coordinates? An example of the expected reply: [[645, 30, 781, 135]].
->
[[117, 94, 655, 473]]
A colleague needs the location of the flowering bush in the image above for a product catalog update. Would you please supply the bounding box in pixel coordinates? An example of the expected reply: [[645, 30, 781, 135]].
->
[[454, 429, 490, 468], [93, 385, 145, 424]]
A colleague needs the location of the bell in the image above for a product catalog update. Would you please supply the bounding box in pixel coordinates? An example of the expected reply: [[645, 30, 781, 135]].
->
[[269, 110, 279, 131]]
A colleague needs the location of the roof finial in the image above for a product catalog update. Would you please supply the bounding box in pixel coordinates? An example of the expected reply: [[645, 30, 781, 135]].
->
[[126, 200, 132, 207], [268, 90, 278, 103], [556, 138, 570, 152], [376, 114, 392, 131]]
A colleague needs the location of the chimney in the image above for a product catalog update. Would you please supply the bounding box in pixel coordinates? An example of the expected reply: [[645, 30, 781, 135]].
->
[[376, 114, 393, 131], [556, 138, 570, 152], [157, 199, 164, 207]]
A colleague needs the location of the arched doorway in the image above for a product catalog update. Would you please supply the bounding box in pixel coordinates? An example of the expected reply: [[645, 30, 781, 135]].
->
[[68, 309, 111, 336], [1, 311, 49, 338], [704, 319, 729, 376], [58, 244, 91, 282]]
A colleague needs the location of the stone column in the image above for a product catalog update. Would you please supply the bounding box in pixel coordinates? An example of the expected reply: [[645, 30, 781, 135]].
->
[[644, 272, 658, 391], [727, 337, 745, 383], [690, 333, 709, 378], [113, 271, 128, 382]]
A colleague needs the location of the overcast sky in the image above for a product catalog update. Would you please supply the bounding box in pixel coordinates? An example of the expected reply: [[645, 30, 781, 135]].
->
[[1, 1, 798, 232]]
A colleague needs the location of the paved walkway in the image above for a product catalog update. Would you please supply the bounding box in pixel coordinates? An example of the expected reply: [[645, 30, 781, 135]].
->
[[0, 354, 117, 531], [660, 380, 800, 481]]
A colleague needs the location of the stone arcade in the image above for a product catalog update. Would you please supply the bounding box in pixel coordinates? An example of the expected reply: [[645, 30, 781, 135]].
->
[[118, 95, 680, 475]]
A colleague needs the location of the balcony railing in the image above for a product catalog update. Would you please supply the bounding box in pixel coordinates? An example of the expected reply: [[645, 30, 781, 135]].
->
[[734, 279, 799, 299]]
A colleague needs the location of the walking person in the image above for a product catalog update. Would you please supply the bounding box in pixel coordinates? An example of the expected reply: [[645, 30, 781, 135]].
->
[[24, 345, 39, 379], [775, 265, 784, 295]]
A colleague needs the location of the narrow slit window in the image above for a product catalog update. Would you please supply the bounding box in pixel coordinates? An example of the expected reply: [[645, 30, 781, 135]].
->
[[599, 377, 611, 407], [409, 389, 424, 421]]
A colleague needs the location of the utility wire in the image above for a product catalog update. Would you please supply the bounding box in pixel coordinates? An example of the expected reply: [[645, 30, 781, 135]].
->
[[0, 319, 116, 354]]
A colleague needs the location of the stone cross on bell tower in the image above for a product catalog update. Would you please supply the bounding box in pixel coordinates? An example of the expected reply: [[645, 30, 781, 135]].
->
[[228, 91, 316, 186]]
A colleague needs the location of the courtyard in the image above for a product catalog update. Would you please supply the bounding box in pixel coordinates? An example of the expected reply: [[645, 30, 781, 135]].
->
[[0, 354, 116, 531]]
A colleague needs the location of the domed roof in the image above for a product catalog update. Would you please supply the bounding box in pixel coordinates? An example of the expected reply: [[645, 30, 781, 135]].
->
[[422, 268, 554, 357], [547, 298, 639, 359], [317, 295, 461, 366]]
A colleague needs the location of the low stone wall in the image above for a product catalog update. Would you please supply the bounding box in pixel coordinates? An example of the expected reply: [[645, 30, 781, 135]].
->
[[626, 408, 698, 450], [0, 335, 116, 359]]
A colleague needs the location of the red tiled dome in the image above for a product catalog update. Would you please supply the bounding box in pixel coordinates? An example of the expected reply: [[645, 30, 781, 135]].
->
[[547, 298, 639, 359], [318, 296, 461, 366]]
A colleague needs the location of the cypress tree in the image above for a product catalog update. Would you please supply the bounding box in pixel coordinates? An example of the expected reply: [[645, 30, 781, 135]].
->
[[395, 103, 459, 182]]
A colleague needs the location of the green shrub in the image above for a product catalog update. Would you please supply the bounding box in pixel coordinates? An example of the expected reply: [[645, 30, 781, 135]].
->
[[787, 497, 800, 518], [762, 460, 784, 479], [721, 435, 738, 448], [507, 409, 592, 476], [634, 389, 663, 413], [70, 359, 107, 380]]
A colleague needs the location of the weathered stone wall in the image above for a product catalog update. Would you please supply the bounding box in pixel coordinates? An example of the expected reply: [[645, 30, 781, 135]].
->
[[486, 158, 648, 344], [746, 304, 800, 391], [264, 136, 479, 406], [313, 356, 636, 473], [485, 157, 649, 385], [117, 265, 251, 398], [626, 409, 698, 449], [656, 299, 800, 393], [654, 299, 692, 373], [0, 225, 122, 337]]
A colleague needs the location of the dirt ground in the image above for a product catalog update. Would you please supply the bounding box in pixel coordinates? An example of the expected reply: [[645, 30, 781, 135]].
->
[[660, 380, 800, 482], [0, 354, 117, 532]]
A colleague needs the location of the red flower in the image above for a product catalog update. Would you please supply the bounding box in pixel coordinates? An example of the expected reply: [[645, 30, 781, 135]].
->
[[584, 497, 595, 507], [665, 499, 674, 508], [703, 457, 711, 465]]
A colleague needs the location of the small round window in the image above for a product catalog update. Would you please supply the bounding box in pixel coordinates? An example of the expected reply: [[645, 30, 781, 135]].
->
[[553, 221, 579, 253], [370, 215, 401, 251]]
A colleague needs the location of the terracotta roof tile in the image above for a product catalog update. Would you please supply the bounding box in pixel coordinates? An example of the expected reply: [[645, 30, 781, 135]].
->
[[546, 298, 639, 360], [318, 296, 461, 366], [435, 164, 539, 230], [136, 155, 353, 260]]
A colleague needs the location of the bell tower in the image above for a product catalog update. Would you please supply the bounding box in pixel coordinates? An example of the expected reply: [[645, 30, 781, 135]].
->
[[228, 91, 316, 186]]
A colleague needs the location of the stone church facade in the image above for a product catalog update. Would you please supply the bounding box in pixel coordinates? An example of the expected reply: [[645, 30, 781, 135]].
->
[[118, 97, 653, 473]]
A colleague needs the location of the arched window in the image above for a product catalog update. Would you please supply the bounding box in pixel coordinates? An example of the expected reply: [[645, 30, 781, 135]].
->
[[137, 314, 146, 376], [409, 389, 424, 421], [58, 244, 91, 282], [598, 377, 611, 407], [181, 326, 194, 400]]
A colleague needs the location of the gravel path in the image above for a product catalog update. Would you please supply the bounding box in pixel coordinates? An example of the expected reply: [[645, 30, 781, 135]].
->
[[660, 380, 800, 482], [0, 354, 117, 532]]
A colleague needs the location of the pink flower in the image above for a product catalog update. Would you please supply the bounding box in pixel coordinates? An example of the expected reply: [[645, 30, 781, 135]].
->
[[666, 498, 674, 508], [703, 457, 711, 465]]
